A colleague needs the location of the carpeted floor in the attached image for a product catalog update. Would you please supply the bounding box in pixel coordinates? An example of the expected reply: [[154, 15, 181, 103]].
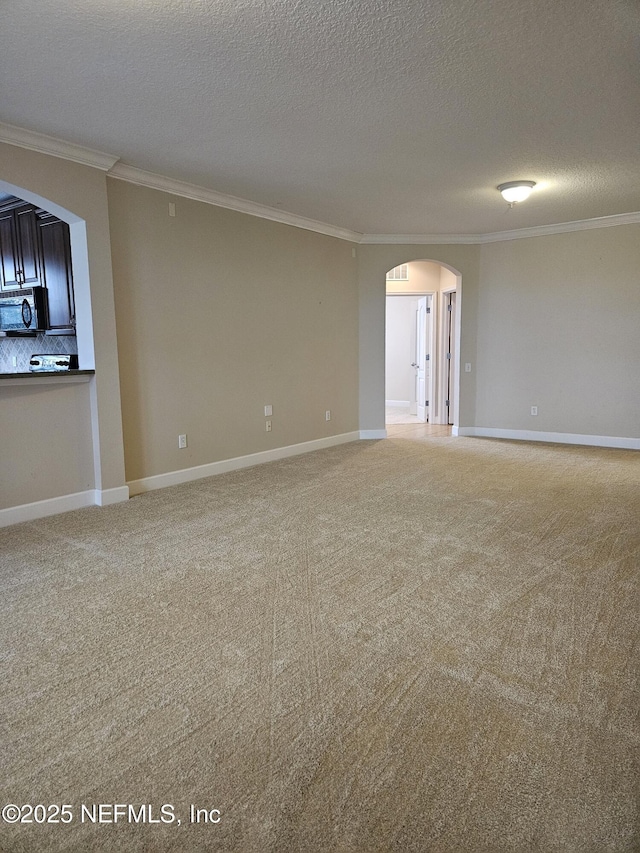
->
[[1, 432, 639, 852]]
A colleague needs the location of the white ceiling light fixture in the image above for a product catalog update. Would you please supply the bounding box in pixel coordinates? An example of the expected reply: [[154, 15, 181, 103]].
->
[[497, 180, 536, 207]]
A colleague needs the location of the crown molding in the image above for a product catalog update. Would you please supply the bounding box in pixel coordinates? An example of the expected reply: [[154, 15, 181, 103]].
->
[[477, 211, 640, 243], [0, 122, 119, 171], [359, 233, 482, 244], [360, 211, 640, 245], [107, 163, 363, 243]]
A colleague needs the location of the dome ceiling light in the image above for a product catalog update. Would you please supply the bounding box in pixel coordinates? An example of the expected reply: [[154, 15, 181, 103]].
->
[[497, 180, 536, 207]]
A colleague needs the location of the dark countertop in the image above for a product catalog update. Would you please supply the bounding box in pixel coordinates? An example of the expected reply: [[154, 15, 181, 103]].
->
[[0, 369, 95, 386], [1, 369, 94, 378]]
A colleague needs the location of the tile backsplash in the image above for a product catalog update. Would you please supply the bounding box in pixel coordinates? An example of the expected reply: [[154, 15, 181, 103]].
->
[[0, 333, 78, 373]]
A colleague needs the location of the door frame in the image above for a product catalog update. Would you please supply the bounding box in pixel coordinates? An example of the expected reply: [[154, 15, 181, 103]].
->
[[415, 294, 434, 423], [437, 286, 461, 427]]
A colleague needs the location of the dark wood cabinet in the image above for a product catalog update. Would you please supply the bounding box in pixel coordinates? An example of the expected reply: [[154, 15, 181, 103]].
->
[[0, 204, 41, 290], [0, 197, 75, 333], [0, 204, 42, 289], [38, 214, 75, 333], [15, 206, 42, 287], [0, 208, 20, 289]]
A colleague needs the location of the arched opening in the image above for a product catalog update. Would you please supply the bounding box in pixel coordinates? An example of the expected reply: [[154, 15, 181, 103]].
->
[[0, 179, 109, 518], [0, 179, 95, 372], [384, 259, 462, 432]]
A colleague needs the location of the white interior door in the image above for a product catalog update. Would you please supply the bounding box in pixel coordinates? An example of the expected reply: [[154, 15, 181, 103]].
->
[[409, 298, 418, 414], [415, 295, 432, 422], [446, 291, 457, 425]]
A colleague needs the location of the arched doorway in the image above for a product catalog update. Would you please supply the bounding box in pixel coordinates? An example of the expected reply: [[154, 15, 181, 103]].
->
[[0, 180, 94, 372], [384, 259, 461, 430], [0, 177, 129, 524]]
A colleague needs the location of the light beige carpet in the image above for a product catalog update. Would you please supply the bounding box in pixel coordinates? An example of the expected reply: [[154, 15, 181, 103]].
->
[[1, 434, 639, 852]]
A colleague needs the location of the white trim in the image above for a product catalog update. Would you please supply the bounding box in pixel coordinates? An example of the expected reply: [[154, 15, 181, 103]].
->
[[128, 431, 361, 496], [362, 233, 482, 245], [449, 286, 461, 430], [0, 485, 130, 528], [0, 122, 119, 171], [457, 427, 640, 450], [107, 164, 363, 243], [360, 429, 387, 439], [94, 486, 130, 507], [386, 399, 410, 407], [360, 211, 640, 245], [0, 490, 95, 528], [478, 211, 640, 243]]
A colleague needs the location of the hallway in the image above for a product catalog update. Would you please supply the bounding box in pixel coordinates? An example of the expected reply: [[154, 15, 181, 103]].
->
[[385, 406, 452, 438]]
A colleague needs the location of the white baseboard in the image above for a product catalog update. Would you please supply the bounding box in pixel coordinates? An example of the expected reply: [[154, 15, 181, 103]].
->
[[128, 431, 361, 496], [385, 400, 410, 408], [95, 485, 130, 506], [457, 426, 640, 450], [0, 489, 95, 528], [0, 485, 130, 528], [360, 429, 387, 439]]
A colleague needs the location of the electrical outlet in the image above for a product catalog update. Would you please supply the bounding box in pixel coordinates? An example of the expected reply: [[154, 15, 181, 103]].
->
[[168, 202, 176, 217], [530, 406, 538, 416], [264, 405, 273, 417], [325, 410, 331, 421], [265, 420, 272, 432], [178, 433, 187, 448]]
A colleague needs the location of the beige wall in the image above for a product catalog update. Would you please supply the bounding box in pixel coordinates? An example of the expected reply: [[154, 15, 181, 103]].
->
[[385, 260, 457, 296], [0, 384, 94, 507], [476, 225, 640, 436], [0, 143, 126, 511], [359, 230, 640, 441], [386, 260, 442, 294], [440, 266, 457, 291], [107, 180, 359, 483]]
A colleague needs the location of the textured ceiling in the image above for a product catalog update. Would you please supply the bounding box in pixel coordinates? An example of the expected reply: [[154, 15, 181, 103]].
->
[[1, 0, 639, 236]]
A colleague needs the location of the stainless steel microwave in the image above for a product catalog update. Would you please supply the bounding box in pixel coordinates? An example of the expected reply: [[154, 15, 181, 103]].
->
[[0, 287, 48, 333]]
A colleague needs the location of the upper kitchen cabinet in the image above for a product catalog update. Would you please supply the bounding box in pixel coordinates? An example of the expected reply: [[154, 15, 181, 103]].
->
[[37, 213, 75, 333], [0, 202, 41, 290], [0, 196, 76, 334]]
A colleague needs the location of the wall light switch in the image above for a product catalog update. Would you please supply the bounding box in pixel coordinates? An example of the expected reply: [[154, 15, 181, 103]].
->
[[265, 420, 272, 432], [264, 405, 273, 417], [464, 363, 472, 372], [325, 410, 331, 421]]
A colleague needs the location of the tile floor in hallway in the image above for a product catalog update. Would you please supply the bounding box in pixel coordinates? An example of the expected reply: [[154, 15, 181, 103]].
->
[[385, 406, 452, 438]]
